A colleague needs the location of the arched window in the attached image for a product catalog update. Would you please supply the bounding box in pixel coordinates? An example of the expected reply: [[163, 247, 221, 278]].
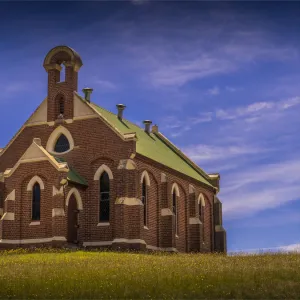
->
[[199, 201, 202, 219], [0, 190, 3, 208], [58, 62, 66, 83], [198, 194, 205, 223], [99, 171, 110, 222], [142, 178, 147, 226], [32, 183, 41, 220], [198, 194, 205, 242], [172, 190, 178, 235], [59, 97, 64, 115], [54, 134, 70, 153]]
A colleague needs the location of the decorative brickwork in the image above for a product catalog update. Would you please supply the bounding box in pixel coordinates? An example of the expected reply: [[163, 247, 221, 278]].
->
[[0, 46, 226, 253]]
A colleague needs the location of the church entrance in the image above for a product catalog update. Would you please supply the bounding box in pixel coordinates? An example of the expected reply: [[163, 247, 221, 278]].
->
[[67, 195, 79, 244]]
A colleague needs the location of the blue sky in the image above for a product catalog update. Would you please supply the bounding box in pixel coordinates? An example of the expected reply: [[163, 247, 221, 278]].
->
[[0, 1, 300, 253]]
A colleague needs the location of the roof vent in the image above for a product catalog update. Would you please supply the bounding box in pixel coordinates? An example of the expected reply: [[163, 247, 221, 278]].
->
[[116, 104, 126, 120], [143, 120, 152, 134], [82, 87, 93, 102]]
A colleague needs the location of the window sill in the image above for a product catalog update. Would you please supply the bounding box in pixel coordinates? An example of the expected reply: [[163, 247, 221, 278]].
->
[[30, 221, 40, 226], [144, 226, 149, 230], [97, 222, 110, 226], [175, 234, 179, 239], [48, 149, 73, 156]]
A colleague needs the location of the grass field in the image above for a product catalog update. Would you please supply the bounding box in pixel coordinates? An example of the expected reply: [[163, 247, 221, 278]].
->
[[0, 248, 300, 299]]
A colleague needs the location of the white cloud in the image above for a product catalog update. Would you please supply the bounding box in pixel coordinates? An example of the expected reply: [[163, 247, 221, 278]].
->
[[216, 97, 300, 121], [220, 158, 300, 219], [170, 125, 191, 138], [160, 113, 213, 138], [230, 243, 300, 255], [231, 210, 300, 229], [1, 82, 34, 96], [207, 86, 220, 96], [150, 57, 235, 87], [225, 86, 241, 92], [279, 244, 300, 253], [182, 144, 270, 162], [93, 79, 116, 90], [131, 26, 298, 87], [189, 112, 213, 124]]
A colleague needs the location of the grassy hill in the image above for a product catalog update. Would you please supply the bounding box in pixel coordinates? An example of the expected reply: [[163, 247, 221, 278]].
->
[[0, 248, 300, 299]]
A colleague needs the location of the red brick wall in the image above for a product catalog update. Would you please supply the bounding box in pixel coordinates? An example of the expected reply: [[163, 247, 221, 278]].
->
[[135, 155, 215, 252], [0, 42, 218, 251], [1, 161, 65, 241]]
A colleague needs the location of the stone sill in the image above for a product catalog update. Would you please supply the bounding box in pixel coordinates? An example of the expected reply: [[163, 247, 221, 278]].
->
[[144, 226, 149, 230], [97, 222, 110, 227], [30, 221, 40, 226]]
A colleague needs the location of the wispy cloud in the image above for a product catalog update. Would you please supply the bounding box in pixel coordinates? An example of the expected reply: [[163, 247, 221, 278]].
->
[[182, 144, 271, 162], [93, 79, 117, 90], [0, 81, 43, 100], [128, 25, 299, 87], [221, 158, 300, 219], [225, 86, 241, 92], [207, 86, 220, 96], [227, 210, 300, 229], [160, 113, 213, 137], [189, 112, 213, 124], [216, 97, 300, 121], [230, 243, 300, 255]]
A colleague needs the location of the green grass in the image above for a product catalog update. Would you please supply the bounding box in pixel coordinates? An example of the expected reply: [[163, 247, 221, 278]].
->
[[0, 249, 300, 299]]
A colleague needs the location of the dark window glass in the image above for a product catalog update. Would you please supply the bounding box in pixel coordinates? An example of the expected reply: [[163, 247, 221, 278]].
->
[[172, 191, 177, 234], [199, 202, 202, 218], [100, 172, 110, 222], [32, 183, 41, 220], [0, 191, 3, 209], [59, 98, 64, 115], [54, 134, 70, 153], [142, 179, 147, 226]]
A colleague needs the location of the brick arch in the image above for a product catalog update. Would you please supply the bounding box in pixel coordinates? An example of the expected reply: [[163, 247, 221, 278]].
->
[[46, 125, 74, 154], [94, 164, 113, 180], [43, 45, 83, 71], [171, 183, 180, 197], [26, 175, 45, 191], [140, 170, 151, 186], [174, 182, 188, 252], [197, 193, 206, 207], [202, 193, 212, 250], [142, 170, 159, 247], [66, 188, 83, 210], [198, 189, 213, 206]]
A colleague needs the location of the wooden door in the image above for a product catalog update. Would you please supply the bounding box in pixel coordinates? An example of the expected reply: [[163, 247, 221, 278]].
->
[[67, 195, 78, 243]]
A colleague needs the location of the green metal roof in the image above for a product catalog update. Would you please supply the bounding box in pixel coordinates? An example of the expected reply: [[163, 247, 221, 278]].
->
[[54, 157, 88, 187], [90, 103, 213, 188], [67, 167, 88, 187]]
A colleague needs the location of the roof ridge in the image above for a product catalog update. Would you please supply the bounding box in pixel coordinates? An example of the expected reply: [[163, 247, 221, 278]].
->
[[74, 92, 215, 188], [153, 132, 214, 185], [91, 101, 142, 130]]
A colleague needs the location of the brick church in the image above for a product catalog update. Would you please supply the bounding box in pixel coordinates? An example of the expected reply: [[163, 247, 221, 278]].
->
[[0, 46, 226, 253]]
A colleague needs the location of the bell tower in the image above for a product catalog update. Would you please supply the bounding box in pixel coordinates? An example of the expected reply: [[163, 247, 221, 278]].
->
[[43, 46, 83, 122]]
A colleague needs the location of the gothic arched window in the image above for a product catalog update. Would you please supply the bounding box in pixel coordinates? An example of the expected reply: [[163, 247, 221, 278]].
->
[[142, 178, 147, 226], [54, 134, 70, 153], [172, 190, 178, 235], [99, 172, 110, 222], [59, 97, 65, 115], [32, 183, 41, 220]]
